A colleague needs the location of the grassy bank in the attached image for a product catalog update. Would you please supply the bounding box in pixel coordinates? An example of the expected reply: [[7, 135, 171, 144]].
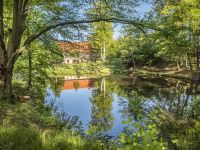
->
[[131, 68, 192, 81], [108, 58, 195, 80], [0, 100, 111, 150], [48, 62, 110, 78], [0, 100, 169, 150]]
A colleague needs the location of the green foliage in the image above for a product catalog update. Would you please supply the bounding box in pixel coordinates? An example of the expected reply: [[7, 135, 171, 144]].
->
[[107, 0, 200, 72], [0, 126, 110, 150], [49, 62, 110, 77], [88, 1, 114, 60], [14, 41, 62, 82], [0, 101, 110, 150], [88, 79, 114, 134], [118, 122, 167, 150], [113, 30, 166, 69]]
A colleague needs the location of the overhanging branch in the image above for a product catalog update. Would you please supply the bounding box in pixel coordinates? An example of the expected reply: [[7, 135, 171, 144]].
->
[[23, 18, 149, 46], [23, 17, 177, 49], [12, 17, 184, 64]]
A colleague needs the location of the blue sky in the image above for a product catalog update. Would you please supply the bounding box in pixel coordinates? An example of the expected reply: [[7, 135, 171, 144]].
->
[[114, 2, 152, 39], [58, 1, 152, 41], [136, 2, 152, 17]]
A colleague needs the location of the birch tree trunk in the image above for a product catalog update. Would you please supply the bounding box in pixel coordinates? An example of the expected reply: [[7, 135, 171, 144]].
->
[[103, 42, 106, 61]]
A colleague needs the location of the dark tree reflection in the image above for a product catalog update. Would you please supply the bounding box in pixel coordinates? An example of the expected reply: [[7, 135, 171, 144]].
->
[[49, 77, 65, 97], [46, 76, 200, 149], [88, 78, 114, 135], [112, 77, 200, 150]]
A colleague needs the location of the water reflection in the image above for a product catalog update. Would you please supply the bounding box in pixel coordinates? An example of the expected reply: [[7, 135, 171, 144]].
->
[[45, 76, 200, 149], [88, 78, 114, 135]]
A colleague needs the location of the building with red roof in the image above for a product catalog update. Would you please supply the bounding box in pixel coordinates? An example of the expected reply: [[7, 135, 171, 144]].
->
[[57, 41, 92, 64]]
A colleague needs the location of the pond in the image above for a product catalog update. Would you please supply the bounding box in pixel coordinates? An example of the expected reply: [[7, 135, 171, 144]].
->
[[45, 75, 200, 149]]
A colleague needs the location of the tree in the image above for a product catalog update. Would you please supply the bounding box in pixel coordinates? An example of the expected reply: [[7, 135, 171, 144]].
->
[[0, 0, 76, 96], [90, 21, 113, 61], [2, 0, 179, 98], [88, 1, 113, 61], [110, 0, 200, 73], [113, 26, 166, 70], [0, 0, 145, 98], [152, 0, 200, 72]]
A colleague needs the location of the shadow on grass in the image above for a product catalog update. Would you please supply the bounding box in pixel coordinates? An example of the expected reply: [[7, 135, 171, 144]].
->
[[0, 101, 110, 150]]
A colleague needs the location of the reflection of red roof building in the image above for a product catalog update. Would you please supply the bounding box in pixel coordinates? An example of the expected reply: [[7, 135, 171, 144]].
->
[[63, 79, 94, 90]]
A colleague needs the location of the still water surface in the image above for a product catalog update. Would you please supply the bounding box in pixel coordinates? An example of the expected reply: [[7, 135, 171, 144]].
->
[[45, 75, 200, 148]]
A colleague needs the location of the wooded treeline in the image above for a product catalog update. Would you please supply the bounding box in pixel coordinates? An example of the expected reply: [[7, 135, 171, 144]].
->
[[0, 0, 199, 98]]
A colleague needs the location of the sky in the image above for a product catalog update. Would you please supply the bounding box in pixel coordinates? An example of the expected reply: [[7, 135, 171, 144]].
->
[[113, 2, 152, 39], [58, 1, 153, 41]]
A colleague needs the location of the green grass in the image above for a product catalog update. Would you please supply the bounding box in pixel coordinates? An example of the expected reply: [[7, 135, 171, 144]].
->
[[0, 126, 109, 150], [0, 101, 111, 150]]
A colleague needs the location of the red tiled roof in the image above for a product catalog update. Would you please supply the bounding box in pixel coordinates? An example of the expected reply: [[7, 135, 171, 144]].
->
[[57, 41, 92, 53]]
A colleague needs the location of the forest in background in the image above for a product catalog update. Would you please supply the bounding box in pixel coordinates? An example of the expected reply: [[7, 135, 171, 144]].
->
[[0, 0, 199, 97], [0, 0, 199, 149]]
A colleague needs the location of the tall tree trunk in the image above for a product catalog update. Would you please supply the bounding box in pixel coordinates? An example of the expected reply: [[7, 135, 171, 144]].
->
[[100, 78, 106, 99], [196, 48, 199, 72], [100, 44, 103, 60], [177, 60, 181, 71], [186, 52, 193, 72], [185, 54, 188, 69], [1, 0, 29, 98], [103, 42, 106, 61], [133, 59, 137, 70], [28, 46, 32, 88], [100, 42, 106, 61], [2, 66, 14, 98], [5, 72, 13, 95]]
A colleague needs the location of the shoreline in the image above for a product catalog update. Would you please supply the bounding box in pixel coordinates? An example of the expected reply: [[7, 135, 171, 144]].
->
[[131, 69, 193, 81]]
